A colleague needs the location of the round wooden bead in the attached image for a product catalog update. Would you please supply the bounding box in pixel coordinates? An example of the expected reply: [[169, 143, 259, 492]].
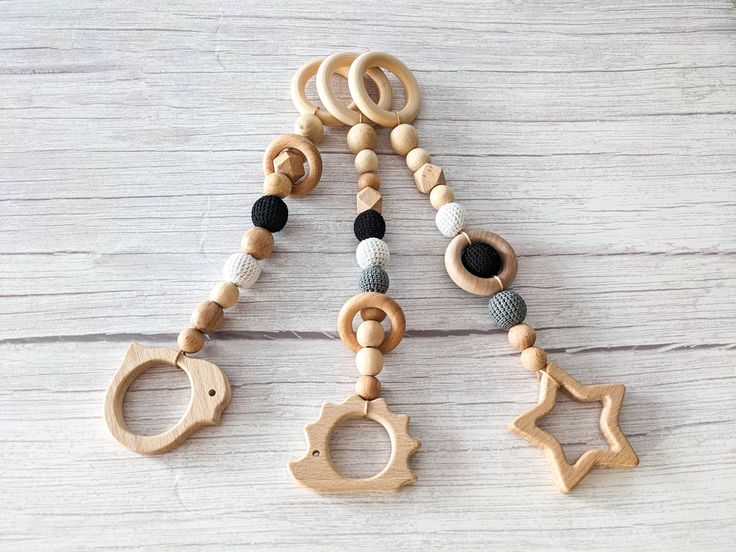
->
[[293, 113, 324, 144], [355, 347, 384, 376], [389, 124, 419, 156], [355, 375, 382, 400], [240, 226, 274, 260], [347, 123, 377, 154], [360, 307, 387, 322], [356, 320, 385, 348], [177, 327, 205, 353], [429, 184, 455, 209], [508, 324, 536, 351], [355, 149, 379, 174], [209, 281, 240, 309], [520, 346, 548, 372], [406, 147, 431, 172], [358, 172, 381, 191], [262, 172, 292, 199], [190, 301, 224, 334]]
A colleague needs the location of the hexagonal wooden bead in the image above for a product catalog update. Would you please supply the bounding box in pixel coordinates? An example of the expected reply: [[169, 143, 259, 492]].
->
[[413, 163, 446, 194], [357, 187, 382, 213], [273, 150, 305, 182], [520, 346, 548, 372]]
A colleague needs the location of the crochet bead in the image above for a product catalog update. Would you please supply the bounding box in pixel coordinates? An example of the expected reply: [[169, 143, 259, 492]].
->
[[358, 172, 381, 191], [251, 195, 288, 233], [429, 184, 455, 209], [489, 290, 527, 329], [521, 346, 548, 372], [356, 237, 390, 269], [293, 113, 324, 144], [508, 323, 536, 351], [190, 301, 224, 334], [262, 172, 292, 199], [209, 281, 240, 309], [435, 202, 468, 238], [462, 243, 503, 278], [354, 209, 386, 241], [223, 252, 261, 289], [178, 327, 205, 353], [357, 320, 385, 348], [355, 375, 381, 400], [358, 266, 390, 293], [240, 226, 274, 260], [356, 347, 384, 376], [406, 147, 431, 172], [347, 123, 377, 154], [389, 124, 419, 156]]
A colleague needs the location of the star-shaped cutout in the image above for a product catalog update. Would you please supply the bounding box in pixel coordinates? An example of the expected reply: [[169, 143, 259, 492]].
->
[[508, 362, 639, 493]]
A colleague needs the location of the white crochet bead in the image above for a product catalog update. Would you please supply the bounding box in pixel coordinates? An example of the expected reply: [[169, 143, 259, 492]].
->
[[435, 202, 469, 238], [223, 252, 261, 288], [356, 238, 390, 269]]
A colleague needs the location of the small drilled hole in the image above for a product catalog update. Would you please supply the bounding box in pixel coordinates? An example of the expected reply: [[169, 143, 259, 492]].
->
[[208, 389, 216, 397], [312, 450, 320, 458]]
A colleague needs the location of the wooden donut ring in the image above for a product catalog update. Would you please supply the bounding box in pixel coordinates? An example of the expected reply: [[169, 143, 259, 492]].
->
[[262, 133, 322, 197], [444, 229, 518, 296], [315, 52, 394, 126], [103, 343, 231, 455], [348, 51, 421, 128], [337, 292, 405, 353]]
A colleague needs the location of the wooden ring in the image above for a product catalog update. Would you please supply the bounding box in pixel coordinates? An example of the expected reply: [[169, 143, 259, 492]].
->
[[315, 52, 394, 126], [103, 343, 231, 455], [337, 292, 405, 353], [262, 133, 323, 197], [444, 229, 518, 296], [348, 51, 421, 128]]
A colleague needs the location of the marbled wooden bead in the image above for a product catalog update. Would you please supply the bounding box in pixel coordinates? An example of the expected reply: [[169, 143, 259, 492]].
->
[[355, 347, 384, 376], [355, 375, 382, 400], [262, 172, 292, 199], [355, 149, 379, 174], [406, 147, 431, 172], [356, 320, 385, 348], [347, 123, 377, 154], [293, 113, 324, 144], [508, 324, 536, 351], [429, 184, 455, 209], [190, 301, 224, 334], [390, 124, 419, 156], [240, 226, 274, 260], [209, 281, 240, 309], [360, 307, 387, 322], [521, 346, 548, 372], [177, 327, 205, 353], [358, 172, 381, 191]]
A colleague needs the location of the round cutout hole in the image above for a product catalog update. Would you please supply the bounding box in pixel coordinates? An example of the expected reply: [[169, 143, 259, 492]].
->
[[329, 417, 391, 479], [208, 389, 216, 397], [123, 364, 191, 436]]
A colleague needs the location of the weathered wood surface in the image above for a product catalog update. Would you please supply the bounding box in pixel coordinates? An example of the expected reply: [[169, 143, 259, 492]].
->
[[1, 1, 735, 550]]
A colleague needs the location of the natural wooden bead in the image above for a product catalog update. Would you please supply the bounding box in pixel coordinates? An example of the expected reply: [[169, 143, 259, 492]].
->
[[406, 147, 431, 172], [273, 150, 305, 183], [294, 113, 324, 144], [240, 226, 274, 260], [190, 301, 224, 334], [390, 124, 419, 156], [209, 281, 239, 309], [262, 172, 292, 199], [355, 375, 382, 400], [429, 184, 455, 209], [355, 347, 384, 376], [357, 187, 382, 213], [520, 346, 548, 372], [177, 327, 205, 354], [354, 149, 379, 174], [347, 123, 377, 154], [358, 172, 381, 191], [414, 163, 446, 194], [357, 320, 385, 348], [361, 307, 387, 322], [508, 324, 536, 351]]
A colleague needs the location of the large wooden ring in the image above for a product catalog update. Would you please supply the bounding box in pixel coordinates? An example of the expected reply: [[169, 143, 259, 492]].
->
[[262, 133, 323, 197], [315, 52, 394, 126], [337, 292, 405, 353], [103, 343, 231, 455], [348, 51, 421, 128], [444, 229, 518, 296]]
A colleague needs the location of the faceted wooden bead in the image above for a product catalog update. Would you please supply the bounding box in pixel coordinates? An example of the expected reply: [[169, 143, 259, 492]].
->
[[429, 184, 455, 209], [355, 375, 382, 400], [262, 172, 292, 199], [347, 123, 377, 154], [361, 307, 387, 322], [414, 162, 446, 194], [508, 324, 536, 351], [209, 281, 240, 309], [406, 147, 431, 172], [357, 320, 385, 348], [357, 187, 382, 213], [356, 347, 384, 376], [294, 113, 324, 144], [520, 346, 548, 372], [190, 301, 224, 334], [240, 226, 274, 260], [177, 327, 205, 354], [273, 150, 305, 182], [355, 149, 379, 174], [390, 124, 419, 156], [358, 172, 381, 191]]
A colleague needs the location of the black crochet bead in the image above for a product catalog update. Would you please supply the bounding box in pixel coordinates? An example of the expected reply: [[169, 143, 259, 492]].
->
[[353, 209, 386, 241], [251, 195, 288, 233], [461, 243, 502, 278], [358, 266, 390, 293]]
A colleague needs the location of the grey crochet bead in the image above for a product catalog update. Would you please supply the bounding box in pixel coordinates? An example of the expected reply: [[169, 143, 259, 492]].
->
[[488, 290, 527, 329], [358, 266, 390, 293]]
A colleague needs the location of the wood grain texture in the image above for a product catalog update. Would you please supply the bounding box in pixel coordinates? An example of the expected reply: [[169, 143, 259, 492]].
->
[[1, 0, 735, 550]]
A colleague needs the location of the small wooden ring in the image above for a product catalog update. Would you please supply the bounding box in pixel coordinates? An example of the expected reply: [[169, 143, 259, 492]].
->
[[348, 51, 421, 128], [262, 133, 323, 197], [444, 229, 518, 296], [315, 51, 394, 126], [337, 292, 405, 353]]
